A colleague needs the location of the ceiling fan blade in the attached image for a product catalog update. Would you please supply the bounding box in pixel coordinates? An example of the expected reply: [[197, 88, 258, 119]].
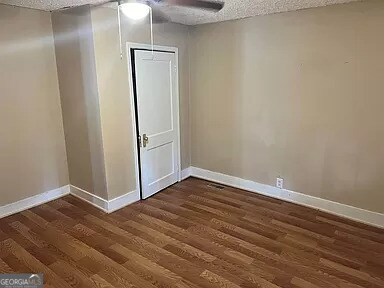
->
[[57, 0, 116, 11], [151, 7, 171, 23], [158, 0, 224, 12]]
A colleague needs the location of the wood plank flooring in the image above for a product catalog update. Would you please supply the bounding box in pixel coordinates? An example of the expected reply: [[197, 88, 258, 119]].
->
[[0, 177, 383, 287]]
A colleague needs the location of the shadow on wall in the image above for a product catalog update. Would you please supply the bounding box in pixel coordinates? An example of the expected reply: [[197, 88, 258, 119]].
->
[[52, 7, 108, 200]]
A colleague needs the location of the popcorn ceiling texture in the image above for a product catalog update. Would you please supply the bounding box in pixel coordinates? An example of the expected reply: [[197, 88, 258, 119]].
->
[[0, 0, 361, 25]]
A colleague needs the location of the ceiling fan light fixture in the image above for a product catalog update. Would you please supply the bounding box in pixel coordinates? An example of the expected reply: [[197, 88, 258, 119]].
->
[[119, 1, 150, 20]]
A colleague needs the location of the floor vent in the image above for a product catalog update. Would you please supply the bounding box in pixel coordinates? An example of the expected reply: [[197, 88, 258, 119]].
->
[[207, 183, 225, 190]]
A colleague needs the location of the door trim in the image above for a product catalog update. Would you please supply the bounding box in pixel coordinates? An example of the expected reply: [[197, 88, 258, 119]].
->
[[126, 42, 181, 199]]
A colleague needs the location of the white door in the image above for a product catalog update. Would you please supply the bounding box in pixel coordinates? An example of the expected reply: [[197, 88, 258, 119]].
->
[[134, 49, 180, 199]]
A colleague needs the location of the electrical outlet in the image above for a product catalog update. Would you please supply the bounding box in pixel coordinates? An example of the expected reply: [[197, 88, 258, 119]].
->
[[276, 177, 284, 189]]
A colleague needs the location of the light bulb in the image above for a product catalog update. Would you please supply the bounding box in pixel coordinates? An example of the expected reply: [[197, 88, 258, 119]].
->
[[120, 2, 150, 20]]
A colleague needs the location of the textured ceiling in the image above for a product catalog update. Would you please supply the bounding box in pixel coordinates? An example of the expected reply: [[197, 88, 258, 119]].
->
[[0, 0, 362, 25]]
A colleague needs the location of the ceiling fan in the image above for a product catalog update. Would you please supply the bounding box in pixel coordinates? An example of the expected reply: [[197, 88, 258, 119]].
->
[[60, 0, 224, 58], [60, 0, 224, 21]]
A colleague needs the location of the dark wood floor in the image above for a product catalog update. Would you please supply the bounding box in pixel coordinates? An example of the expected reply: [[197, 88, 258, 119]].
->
[[0, 177, 383, 288]]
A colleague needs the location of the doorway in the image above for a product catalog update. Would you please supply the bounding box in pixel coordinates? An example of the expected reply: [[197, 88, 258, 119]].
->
[[127, 43, 181, 200]]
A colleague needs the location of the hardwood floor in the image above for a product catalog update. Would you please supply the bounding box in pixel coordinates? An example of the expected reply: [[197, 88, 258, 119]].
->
[[0, 177, 383, 288]]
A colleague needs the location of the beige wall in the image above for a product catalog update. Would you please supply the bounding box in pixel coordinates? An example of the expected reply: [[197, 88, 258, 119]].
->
[[190, 0, 384, 213], [0, 5, 68, 206], [90, 6, 190, 199], [52, 8, 108, 200], [3, 0, 380, 215]]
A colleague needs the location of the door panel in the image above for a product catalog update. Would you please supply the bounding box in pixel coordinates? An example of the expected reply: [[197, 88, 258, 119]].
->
[[138, 60, 173, 135], [146, 142, 174, 185], [134, 50, 179, 199]]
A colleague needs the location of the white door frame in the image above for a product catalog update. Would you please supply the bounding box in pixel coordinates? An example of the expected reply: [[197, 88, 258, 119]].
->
[[126, 42, 181, 199]]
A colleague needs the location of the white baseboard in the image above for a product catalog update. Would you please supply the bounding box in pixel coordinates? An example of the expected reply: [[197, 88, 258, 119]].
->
[[70, 185, 139, 213], [181, 167, 192, 180], [189, 167, 384, 229], [0, 184, 139, 218], [0, 185, 70, 219], [108, 190, 140, 213], [3, 167, 382, 228], [70, 185, 109, 212]]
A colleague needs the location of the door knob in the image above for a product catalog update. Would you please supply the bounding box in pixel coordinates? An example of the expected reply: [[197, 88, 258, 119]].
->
[[143, 134, 149, 148]]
